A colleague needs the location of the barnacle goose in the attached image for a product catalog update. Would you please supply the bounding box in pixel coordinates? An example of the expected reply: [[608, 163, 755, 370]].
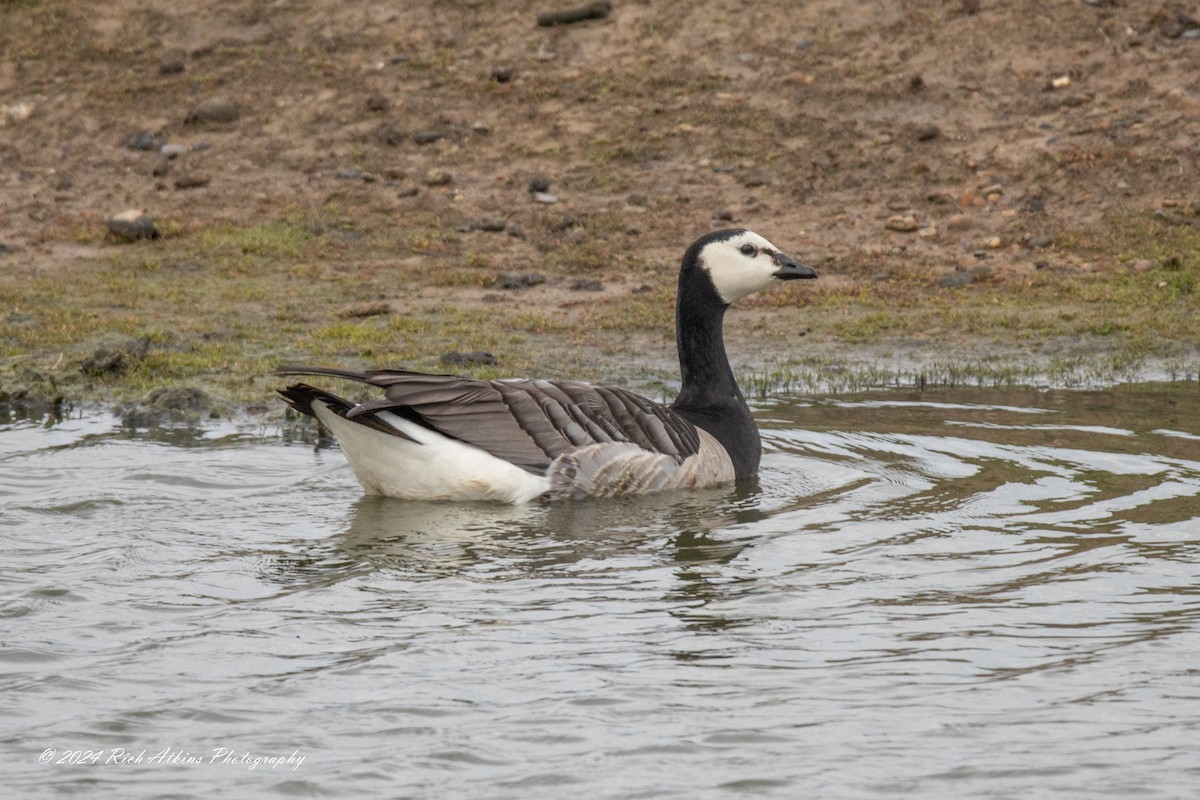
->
[[278, 229, 817, 502]]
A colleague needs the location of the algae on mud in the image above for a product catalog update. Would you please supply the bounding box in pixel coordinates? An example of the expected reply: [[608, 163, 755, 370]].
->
[[2, 1, 1199, 417]]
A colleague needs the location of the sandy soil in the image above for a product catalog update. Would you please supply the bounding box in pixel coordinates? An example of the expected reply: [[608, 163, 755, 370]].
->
[[1, 0, 1199, 416]]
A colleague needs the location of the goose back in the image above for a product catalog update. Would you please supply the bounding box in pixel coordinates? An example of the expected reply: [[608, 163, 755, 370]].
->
[[279, 367, 705, 475]]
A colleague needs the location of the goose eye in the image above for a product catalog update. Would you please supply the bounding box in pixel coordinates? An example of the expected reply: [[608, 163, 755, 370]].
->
[[739, 244, 758, 256]]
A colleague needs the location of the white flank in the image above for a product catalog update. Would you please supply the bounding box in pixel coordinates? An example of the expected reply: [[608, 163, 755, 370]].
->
[[311, 401, 552, 503], [701, 230, 783, 304]]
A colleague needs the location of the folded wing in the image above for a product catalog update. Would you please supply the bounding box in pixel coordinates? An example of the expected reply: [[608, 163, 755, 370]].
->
[[278, 366, 702, 475]]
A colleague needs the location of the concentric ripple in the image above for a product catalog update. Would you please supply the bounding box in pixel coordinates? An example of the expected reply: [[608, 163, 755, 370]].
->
[[1, 387, 1198, 799]]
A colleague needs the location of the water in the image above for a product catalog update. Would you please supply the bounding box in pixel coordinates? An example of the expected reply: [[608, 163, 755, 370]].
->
[[2, 386, 1199, 799]]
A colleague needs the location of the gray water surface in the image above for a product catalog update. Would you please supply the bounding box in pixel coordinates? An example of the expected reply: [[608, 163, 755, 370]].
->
[[2, 387, 1199, 799]]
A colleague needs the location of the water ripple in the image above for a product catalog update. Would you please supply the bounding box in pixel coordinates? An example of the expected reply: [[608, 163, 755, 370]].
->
[[1, 388, 1198, 798]]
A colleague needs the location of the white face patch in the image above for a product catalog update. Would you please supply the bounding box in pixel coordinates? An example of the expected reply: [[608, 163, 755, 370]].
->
[[699, 231, 787, 304]]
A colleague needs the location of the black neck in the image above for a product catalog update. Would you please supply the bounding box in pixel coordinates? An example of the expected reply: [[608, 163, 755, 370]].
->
[[669, 263, 761, 478]]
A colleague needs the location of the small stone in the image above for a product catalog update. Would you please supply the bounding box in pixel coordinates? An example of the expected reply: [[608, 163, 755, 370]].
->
[[412, 130, 442, 145], [441, 350, 498, 366], [715, 208, 735, 221], [497, 271, 546, 290], [984, 236, 1003, 249], [938, 272, 974, 289], [160, 143, 189, 158], [1027, 234, 1053, 249], [537, 0, 612, 27], [569, 278, 604, 292], [1028, 196, 1045, 213], [529, 175, 551, 193], [918, 225, 938, 238], [986, 192, 1002, 204], [945, 214, 975, 232], [174, 173, 210, 190], [459, 217, 507, 233], [490, 66, 514, 83], [366, 94, 390, 112], [126, 130, 163, 151], [1050, 75, 1072, 89], [885, 214, 920, 232], [909, 74, 925, 92], [422, 169, 453, 186], [107, 210, 159, 241], [532, 191, 558, 204], [159, 58, 186, 75], [184, 97, 240, 125], [1133, 259, 1156, 272], [914, 125, 941, 141]]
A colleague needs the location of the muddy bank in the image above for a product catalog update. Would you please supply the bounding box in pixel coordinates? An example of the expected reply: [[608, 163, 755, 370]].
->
[[1, 0, 1198, 416]]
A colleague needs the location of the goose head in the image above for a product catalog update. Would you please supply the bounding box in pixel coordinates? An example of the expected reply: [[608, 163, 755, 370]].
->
[[684, 229, 817, 306]]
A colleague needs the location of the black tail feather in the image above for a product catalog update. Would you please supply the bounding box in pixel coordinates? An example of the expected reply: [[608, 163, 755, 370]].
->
[[277, 382, 417, 441]]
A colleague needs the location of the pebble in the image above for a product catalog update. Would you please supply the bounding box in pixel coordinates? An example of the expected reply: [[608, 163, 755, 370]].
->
[[885, 214, 919, 232], [126, 130, 163, 151], [1, 101, 33, 125], [984, 236, 1003, 249], [529, 176, 551, 193], [160, 144, 189, 158], [412, 130, 442, 145], [107, 210, 159, 241], [422, 170, 453, 186], [1026, 234, 1053, 248], [914, 124, 941, 141], [490, 66, 515, 83], [532, 191, 558, 204], [1133, 259, 1156, 272], [945, 214, 975, 232], [938, 272, 974, 289], [497, 272, 546, 290], [159, 58, 186, 75], [459, 217, 507, 233], [715, 208, 735, 221], [441, 351, 498, 366], [537, 0, 611, 27], [185, 97, 240, 125], [366, 94, 390, 112], [569, 278, 604, 292], [174, 173, 210, 190], [918, 226, 938, 238]]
